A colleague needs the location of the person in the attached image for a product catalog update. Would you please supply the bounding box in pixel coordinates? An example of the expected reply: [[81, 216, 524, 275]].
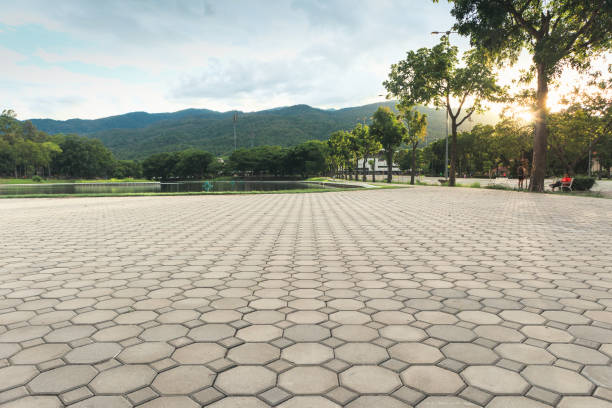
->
[[550, 174, 571, 191], [517, 165, 526, 190]]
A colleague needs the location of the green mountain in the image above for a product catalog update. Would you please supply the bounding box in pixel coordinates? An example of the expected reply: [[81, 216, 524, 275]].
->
[[29, 102, 497, 159]]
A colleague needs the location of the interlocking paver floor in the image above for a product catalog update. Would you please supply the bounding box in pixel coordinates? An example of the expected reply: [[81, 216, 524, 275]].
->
[[1, 187, 611, 407]]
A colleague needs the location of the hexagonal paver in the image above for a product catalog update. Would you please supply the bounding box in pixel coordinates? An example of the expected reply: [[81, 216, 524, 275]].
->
[[390, 343, 444, 363], [140, 396, 200, 408], [0, 365, 38, 392], [29, 365, 97, 394], [426, 325, 476, 342], [141, 324, 188, 341], [548, 344, 610, 364], [442, 343, 498, 364], [278, 397, 340, 408], [568, 325, 612, 343], [153, 365, 215, 394], [90, 365, 155, 393], [522, 366, 594, 394], [228, 342, 280, 364], [346, 396, 410, 408], [462, 366, 529, 394], [189, 323, 235, 341], [216, 366, 276, 395], [69, 396, 131, 408], [332, 325, 379, 342], [10, 344, 70, 364], [521, 326, 574, 343], [172, 342, 226, 364], [65, 342, 122, 364], [281, 343, 334, 364], [208, 397, 270, 408], [457, 311, 501, 325], [43, 325, 96, 342], [582, 365, 612, 389], [341, 366, 401, 394], [284, 325, 330, 342], [236, 325, 282, 342], [0, 326, 51, 342], [400, 366, 464, 394], [0, 396, 63, 408], [495, 343, 555, 364], [93, 325, 143, 341], [380, 325, 427, 342], [487, 396, 551, 408], [280, 367, 338, 394], [118, 342, 174, 363], [416, 397, 478, 408], [335, 343, 389, 364]]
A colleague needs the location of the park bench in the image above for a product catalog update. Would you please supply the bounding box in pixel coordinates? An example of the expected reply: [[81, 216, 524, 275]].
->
[[560, 177, 573, 192]]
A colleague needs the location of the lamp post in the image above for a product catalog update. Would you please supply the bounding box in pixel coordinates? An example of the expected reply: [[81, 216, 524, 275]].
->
[[431, 31, 457, 180]]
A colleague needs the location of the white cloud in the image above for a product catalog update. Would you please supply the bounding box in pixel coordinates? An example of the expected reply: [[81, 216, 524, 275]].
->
[[1, 0, 470, 119]]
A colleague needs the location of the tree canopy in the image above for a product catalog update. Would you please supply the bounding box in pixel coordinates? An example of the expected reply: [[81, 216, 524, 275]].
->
[[384, 37, 504, 185], [442, 0, 612, 190]]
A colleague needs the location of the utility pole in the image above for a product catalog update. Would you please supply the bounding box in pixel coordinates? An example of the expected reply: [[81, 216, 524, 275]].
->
[[431, 30, 457, 180], [233, 113, 238, 151]]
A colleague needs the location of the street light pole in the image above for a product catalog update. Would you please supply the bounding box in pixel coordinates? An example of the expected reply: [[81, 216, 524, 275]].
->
[[431, 31, 457, 180], [445, 109, 449, 179]]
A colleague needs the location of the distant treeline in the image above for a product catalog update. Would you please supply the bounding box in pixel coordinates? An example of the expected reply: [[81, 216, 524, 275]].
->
[[0, 110, 140, 179]]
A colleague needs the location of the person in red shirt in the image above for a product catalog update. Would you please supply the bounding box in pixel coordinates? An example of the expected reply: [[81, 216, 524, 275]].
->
[[550, 174, 571, 191]]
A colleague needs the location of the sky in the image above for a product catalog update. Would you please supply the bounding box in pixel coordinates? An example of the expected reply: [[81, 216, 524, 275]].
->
[[1, 1, 600, 122], [1, 0, 480, 120]]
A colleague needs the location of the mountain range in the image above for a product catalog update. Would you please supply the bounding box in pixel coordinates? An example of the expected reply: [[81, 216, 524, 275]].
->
[[29, 102, 497, 160]]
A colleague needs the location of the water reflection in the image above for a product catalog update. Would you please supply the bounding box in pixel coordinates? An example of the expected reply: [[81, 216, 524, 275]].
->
[[0, 181, 340, 195]]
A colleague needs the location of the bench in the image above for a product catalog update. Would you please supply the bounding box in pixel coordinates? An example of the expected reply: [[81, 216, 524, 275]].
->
[[560, 178, 573, 192]]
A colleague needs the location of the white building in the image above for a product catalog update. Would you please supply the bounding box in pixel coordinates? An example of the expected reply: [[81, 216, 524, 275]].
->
[[356, 156, 401, 174]]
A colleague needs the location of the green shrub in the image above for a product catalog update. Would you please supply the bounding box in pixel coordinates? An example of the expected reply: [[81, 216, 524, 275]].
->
[[470, 182, 481, 188], [572, 177, 595, 191], [485, 184, 512, 190], [31, 175, 42, 182]]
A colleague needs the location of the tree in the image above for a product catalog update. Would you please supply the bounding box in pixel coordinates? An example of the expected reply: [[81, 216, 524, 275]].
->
[[384, 37, 504, 186], [398, 104, 428, 184], [51, 136, 115, 179], [285, 140, 329, 178], [175, 149, 214, 179], [142, 152, 180, 180], [443, 0, 612, 191], [348, 126, 363, 180], [352, 123, 381, 182], [370, 106, 406, 183], [328, 130, 351, 178]]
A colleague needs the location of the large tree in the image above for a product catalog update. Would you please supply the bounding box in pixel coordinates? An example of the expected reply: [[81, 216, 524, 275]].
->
[[355, 123, 382, 182], [442, 0, 612, 191], [384, 37, 503, 186], [328, 130, 351, 179], [370, 106, 406, 183], [398, 103, 428, 185]]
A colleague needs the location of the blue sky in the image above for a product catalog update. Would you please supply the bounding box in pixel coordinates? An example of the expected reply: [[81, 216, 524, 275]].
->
[[1, 1, 472, 120]]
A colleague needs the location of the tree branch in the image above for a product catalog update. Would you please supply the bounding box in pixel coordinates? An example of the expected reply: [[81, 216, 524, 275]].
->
[[500, 0, 540, 38], [563, 8, 602, 54]]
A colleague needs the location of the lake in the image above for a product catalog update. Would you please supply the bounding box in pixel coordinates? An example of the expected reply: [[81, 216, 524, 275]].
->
[[0, 181, 349, 196]]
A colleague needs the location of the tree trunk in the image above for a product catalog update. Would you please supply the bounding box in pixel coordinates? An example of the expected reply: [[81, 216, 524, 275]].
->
[[386, 150, 393, 183], [530, 63, 549, 192], [410, 146, 416, 185], [355, 158, 359, 181], [372, 160, 376, 182], [449, 119, 458, 186], [362, 158, 367, 181]]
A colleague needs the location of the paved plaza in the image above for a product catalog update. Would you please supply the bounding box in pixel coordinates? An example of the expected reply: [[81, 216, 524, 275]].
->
[[1, 187, 611, 408]]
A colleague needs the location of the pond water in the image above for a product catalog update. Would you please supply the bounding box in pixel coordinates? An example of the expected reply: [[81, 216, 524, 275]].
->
[[0, 181, 344, 196]]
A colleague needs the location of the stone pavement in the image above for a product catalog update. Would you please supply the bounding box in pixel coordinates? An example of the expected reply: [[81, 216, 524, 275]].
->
[[0, 187, 611, 408]]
